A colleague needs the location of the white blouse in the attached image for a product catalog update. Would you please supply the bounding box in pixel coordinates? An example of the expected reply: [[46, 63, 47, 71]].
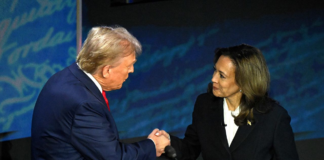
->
[[223, 98, 240, 146]]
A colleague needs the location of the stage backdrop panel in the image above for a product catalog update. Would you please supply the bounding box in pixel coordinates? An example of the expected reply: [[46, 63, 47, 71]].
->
[[83, 0, 324, 141], [0, 0, 76, 141], [1, 0, 324, 143]]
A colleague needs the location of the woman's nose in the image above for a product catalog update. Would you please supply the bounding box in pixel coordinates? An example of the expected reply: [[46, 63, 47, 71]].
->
[[211, 72, 218, 83]]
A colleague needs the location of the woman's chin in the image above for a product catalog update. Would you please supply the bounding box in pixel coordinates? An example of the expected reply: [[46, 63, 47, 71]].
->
[[213, 92, 223, 98]]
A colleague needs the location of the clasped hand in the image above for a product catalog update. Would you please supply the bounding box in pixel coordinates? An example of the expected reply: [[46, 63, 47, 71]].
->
[[148, 129, 171, 157]]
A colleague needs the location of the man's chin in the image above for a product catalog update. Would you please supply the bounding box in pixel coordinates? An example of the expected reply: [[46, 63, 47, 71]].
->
[[105, 84, 123, 91], [113, 85, 123, 90]]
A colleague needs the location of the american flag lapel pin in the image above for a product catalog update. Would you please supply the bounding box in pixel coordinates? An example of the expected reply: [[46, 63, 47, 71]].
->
[[247, 120, 252, 126]]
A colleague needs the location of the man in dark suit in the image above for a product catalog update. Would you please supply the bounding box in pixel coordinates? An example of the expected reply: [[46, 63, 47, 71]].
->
[[31, 26, 170, 160]]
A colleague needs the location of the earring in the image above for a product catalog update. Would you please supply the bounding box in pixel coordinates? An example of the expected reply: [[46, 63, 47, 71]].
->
[[240, 89, 242, 92]]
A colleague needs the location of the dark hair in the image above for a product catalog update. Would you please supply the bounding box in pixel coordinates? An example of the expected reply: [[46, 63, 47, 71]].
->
[[209, 44, 271, 126]]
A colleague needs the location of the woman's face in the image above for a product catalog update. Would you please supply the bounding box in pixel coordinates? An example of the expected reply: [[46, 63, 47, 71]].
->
[[211, 55, 241, 99]]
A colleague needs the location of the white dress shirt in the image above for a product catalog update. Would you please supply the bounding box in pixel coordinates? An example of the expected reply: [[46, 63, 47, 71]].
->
[[77, 63, 102, 92], [223, 98, 240, 146]]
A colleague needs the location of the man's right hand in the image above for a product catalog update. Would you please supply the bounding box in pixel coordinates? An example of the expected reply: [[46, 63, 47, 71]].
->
[[148, 129, 171, 157]]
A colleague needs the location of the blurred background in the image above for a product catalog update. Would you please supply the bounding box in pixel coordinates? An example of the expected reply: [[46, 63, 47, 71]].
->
[[0, 0, 324, 159]]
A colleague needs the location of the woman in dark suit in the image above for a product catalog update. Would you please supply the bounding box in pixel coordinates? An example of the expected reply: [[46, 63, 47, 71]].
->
[[167, 44, 299, 160]]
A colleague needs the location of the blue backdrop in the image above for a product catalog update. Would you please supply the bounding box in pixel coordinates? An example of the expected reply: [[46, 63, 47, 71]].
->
[[0, 0, 76, 141], [101, 10, 324, 141], [1, 0, 323, 142]]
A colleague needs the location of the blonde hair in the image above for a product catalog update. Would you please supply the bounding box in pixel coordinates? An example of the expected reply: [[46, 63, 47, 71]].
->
[[76, 26, 142, 74]]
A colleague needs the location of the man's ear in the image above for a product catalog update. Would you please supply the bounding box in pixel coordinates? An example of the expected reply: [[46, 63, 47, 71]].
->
[[102, 65, 111, 78]]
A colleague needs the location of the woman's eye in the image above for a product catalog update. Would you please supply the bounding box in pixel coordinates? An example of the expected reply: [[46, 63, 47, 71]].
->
[[220, 74, 225, 79]]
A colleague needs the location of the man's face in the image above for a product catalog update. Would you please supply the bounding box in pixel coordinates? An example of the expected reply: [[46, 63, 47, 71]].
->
[[106, 52, 137, 91]]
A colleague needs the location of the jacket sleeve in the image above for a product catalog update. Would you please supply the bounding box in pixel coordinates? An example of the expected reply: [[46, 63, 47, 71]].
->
[[170, 97, 202, 160], [273, 109, 299, 160], [170, 125, 201, 160], [71, 101, 156, 160]]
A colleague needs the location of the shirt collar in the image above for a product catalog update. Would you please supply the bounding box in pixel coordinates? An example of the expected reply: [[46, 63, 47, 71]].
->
[[223, 98, 240, 116], [77, 63, 102, 92]]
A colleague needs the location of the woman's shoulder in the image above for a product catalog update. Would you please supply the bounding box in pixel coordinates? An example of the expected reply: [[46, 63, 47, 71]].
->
[[196, 92, 222, 101], [259, 97, 288, 115], [194, 93, 223, 111]]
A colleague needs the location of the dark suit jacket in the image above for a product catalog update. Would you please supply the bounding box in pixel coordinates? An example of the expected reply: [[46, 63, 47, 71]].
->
[[31, 63, 155, 160], [170, 93, 299, 160]]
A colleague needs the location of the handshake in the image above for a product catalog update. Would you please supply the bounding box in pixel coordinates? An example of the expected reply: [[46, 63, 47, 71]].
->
[[148, 129, 171, 157]]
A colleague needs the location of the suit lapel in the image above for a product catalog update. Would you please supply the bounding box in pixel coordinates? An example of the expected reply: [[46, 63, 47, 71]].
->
[[68, 63, 107, 106], [68, 63, 120, 139], [229, 111, 263, 152], [229, 122, 256, 152], [209, 98, 230, 151]]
